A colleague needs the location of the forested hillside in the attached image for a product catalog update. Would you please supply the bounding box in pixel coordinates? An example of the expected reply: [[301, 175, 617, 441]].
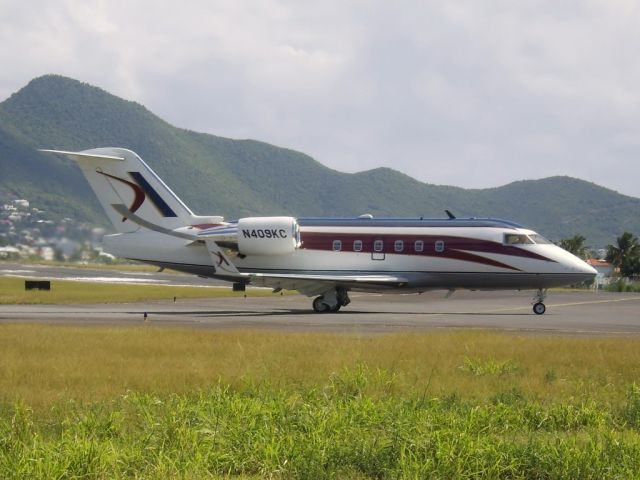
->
[[1, 75, 638, 246]]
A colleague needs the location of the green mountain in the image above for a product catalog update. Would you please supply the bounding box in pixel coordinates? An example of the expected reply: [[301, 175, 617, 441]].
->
[[1, 75, 638, 247]]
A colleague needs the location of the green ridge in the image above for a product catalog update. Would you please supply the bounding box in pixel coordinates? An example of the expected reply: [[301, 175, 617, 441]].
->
[[1, 74, 638, 246]]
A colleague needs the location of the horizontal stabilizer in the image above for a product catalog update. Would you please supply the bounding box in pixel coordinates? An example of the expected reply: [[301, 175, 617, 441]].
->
[[39, 149, 125, 162]]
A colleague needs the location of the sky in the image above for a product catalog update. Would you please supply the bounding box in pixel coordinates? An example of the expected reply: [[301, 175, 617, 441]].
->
[[1, 0, 640, 198]]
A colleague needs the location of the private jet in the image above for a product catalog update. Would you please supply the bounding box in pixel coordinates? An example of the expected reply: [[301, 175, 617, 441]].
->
[[43, 148, 596, 314]]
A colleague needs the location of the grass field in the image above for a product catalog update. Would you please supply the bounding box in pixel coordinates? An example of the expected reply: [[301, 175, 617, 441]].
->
[[2, 326, 640, 478], [0, 277, 279, 304]]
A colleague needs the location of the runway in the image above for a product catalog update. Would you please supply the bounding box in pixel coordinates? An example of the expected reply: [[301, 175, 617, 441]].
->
[[1, 289, 639, 335], [0, 262, 227, 287]]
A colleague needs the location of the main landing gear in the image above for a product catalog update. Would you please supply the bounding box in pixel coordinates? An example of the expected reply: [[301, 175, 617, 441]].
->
[[312, 288, 351, 313], [532, 289, 547, 315]]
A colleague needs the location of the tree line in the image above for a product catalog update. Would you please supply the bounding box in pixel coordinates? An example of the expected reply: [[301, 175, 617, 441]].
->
[[559, 232, 640, 278]]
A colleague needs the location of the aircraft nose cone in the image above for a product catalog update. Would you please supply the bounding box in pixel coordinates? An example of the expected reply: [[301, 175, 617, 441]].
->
[[568, 256, 597, 281], [555, 248, 597, 282]]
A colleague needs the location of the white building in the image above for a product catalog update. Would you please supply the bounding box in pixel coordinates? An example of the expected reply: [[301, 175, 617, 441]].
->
[[586, 258, 615, 288]]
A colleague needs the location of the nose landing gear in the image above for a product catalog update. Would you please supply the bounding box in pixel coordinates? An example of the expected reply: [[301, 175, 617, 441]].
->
[[532, 302, 546, 315], [312, 288, 351, 313], [532, 289, 547, 315]]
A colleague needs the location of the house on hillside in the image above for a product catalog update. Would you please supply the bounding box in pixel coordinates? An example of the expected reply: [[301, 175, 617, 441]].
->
[[0, 246, 20, 259]]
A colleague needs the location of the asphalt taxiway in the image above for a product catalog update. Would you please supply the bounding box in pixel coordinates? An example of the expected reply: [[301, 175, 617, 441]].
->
[[1, 289, 639, 335], [2, 262, 639, 334], [0, 262, 227, 287]]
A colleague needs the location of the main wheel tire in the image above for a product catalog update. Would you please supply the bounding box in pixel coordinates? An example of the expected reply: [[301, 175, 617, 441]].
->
[[533, 302, 546, 315], [313, 296, 330, 313], [330, 304, 341, 312]]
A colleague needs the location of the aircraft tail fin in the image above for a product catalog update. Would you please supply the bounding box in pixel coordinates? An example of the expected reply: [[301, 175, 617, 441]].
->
[[41, 148, 218, 234]]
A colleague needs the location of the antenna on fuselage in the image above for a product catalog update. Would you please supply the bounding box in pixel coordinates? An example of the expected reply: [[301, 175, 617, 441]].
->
[[445, 210, 456, 219]]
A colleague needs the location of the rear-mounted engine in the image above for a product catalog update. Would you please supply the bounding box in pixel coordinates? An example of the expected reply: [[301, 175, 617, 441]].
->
[[198, 216, 300, 255], [237, 217, 299, 255]]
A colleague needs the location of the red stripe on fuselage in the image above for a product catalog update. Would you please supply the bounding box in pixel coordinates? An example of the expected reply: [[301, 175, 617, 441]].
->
[[299, 232, 555, 271]]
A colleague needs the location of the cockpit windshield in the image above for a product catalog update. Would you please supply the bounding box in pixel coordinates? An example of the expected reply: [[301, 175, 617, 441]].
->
[[504, 233, 551, 245], [504, 234, 534, 245], [503, 233, 552, 245], [529, 234, 552, 244]]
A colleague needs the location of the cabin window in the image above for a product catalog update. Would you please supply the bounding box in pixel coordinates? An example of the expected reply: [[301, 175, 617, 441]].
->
[[373, 239, 384, 252], [394, 240, 404, 252], [414, 240, 424, 252], [332, 240, 342, 251], [353, 240, 363, 252], [504, 234, 534, 245], [435, 240, 445, 253]]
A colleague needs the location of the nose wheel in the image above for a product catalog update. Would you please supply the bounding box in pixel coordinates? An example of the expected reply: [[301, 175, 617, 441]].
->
[[532, 289, 547, 315], [533, 302, 546, 315]]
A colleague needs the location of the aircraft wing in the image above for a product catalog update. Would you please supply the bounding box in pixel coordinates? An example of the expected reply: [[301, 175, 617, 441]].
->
[[245, 272, 408, 296]]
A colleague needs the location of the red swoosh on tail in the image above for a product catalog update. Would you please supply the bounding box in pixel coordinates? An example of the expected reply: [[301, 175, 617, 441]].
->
[[97, 171, 145, 221]]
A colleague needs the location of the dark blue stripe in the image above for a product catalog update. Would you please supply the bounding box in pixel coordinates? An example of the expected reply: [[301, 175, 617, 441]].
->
[[297, 217, 523, 229], [129, 171, 177, 217]]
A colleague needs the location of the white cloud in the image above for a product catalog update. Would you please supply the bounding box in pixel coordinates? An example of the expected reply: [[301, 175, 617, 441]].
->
[[1, 0, 639, 197]]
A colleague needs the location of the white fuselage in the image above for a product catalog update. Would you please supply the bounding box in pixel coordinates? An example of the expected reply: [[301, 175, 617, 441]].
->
[[45, 147, 595, 313], [104, 218, 596, 292]]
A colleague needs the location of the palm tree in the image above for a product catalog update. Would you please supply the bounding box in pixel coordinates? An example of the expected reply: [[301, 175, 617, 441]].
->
[[606, 232, 640, 277], [558, 234, 589, 259]]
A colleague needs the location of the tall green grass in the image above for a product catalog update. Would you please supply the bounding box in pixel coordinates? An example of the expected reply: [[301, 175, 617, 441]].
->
[[607, 279, 640, 292], [3, 372, 640, 478], [3, 326, 640, 478]]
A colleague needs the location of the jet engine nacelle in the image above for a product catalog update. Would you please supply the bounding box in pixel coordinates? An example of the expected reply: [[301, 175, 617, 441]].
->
[[237, 216, 299, 255]]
